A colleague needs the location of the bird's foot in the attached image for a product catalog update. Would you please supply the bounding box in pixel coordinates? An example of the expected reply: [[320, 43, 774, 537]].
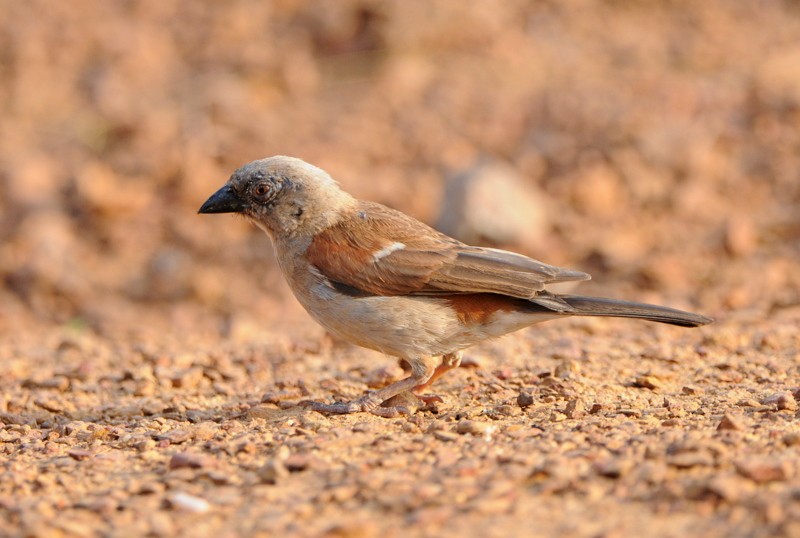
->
[[301, 391, 390, 416], [301, 390, 423, 417], [301, 400, 363, 415]]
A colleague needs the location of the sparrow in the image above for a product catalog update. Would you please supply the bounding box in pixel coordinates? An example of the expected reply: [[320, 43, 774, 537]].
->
[[199, 156, 712, 416]]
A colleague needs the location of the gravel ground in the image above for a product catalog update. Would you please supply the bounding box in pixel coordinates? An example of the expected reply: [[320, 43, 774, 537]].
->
[[1, 311, 799, 537], [2, 1, 799, 536]]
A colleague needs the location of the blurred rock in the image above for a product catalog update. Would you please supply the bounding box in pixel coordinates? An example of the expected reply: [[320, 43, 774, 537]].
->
[[436, 159, 549, 249], [717, 412, 746, 432], [735, 459, 791, 483], [724, 216, 757, 257], [166, 492, 211, 513], [569, 160, 627, 220]]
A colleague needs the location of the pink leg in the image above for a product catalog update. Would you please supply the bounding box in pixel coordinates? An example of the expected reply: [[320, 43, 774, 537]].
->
[[413, 351, 462, 394]]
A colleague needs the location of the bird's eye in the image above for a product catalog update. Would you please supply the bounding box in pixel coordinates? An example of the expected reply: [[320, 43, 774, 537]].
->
[[254, 184, 269, 197]]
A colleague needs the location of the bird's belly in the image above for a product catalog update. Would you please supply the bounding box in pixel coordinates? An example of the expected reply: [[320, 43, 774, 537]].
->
[[293, 282, 494, 358]]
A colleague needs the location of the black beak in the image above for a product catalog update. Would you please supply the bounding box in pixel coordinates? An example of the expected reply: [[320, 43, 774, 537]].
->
[[198, 185, 244, 214]]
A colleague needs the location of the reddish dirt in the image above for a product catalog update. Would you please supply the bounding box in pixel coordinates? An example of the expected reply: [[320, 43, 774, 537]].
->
[[1, 2, 799, 536]]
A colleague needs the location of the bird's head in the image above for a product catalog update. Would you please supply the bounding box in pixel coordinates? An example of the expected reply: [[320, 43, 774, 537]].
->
[[198, 156, 354, 238]]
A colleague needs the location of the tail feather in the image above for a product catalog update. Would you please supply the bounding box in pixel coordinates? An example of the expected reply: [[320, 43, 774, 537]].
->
[[558, 295, 713, 328]]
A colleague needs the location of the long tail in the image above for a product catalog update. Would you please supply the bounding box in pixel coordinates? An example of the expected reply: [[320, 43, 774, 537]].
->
[[557, 295, 713, 327]]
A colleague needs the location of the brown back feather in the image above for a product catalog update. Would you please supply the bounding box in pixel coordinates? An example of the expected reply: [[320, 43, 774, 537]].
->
[[306, 201, 590, 299]]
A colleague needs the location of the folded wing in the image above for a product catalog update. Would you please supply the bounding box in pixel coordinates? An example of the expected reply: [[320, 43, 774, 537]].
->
[[305, 201, 590, 301]]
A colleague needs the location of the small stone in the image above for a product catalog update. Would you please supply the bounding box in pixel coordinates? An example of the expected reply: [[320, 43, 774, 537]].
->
[[247, 405, 282, 420], [633, 375, 663, 390], [735, 459, 791, 483], [460, 356, 484, 368], [704, 474, 751, 502], [170, 367, 205, 389], [169, 452, 209, 470], [148, 512, 175, 536], [258, 459, 289, 484], [554, 362, 579, 379], [364, 365, 404, 388], [432, 430, 459, 442], [763, 392, 798, 411], [284, 454, 314, 472], [456, 420, 496, 437], [191, 422, 218, 442], [595, 458, 632, 479], [35, 399, 67, 413], [668, 451, 714, 469], [167, 492, 211, 513], [67, 448, 93, 461], [724, 216, 757, 257], [589, 403, 605, 414], [23, 377, 70, 391], [565, 399, 585, 419], [617, 408, 642, 418], [783, 432, 800, 446], [717, 412, 746, 431], [155, 429, 192, 444], [436, 159, 549, 249], [137, 481, 165, 495], [516, 391, 534, 408], [493, 404, 520, 417]]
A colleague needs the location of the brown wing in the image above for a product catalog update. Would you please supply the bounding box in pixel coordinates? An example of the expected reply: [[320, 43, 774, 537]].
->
[[305, 201, 590, 300]]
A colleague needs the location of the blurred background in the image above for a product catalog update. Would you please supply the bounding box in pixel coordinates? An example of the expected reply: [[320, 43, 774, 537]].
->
[[1, 0, 798, 336]]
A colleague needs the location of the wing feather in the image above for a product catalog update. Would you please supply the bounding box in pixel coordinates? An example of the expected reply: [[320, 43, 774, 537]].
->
[[305, 201, 590, 300]]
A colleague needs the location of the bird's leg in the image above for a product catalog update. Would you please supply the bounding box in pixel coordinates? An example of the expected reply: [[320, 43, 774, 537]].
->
[[306, 356, 437, 416], [411, 351, 463, 404]]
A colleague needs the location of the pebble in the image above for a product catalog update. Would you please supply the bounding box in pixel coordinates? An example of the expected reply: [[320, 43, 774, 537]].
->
[[516, 391, 534, 408], [364, 365, 404, 388], [762, 392, 798, 411], [493, 404, 520, 417], [633, 375, 663, 390], [595, 458, 632, 479], [67, 448, 94, 461], [554, 362, 580, 379], [435, 159, 549, 248], [258, 459, 290, 485], [724, 216, 757, 257], [284, 453, 314, 472], [565, 399, 586, 419], [432, 430, 459, 443], [455, 420, 496, 438], [589, 403, 605, 415], [22, 377, 70, 391], [717, 412, 746, 431], [668, 451, 714, 469], [783, 432, 800, 446], [168, 452, 210, 470], [167, 492, 211, 513], [704, 474, 751, 502], [735, 459, 790, 483], [154, 429, 192, 444], [169, 367, 205, 389]]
